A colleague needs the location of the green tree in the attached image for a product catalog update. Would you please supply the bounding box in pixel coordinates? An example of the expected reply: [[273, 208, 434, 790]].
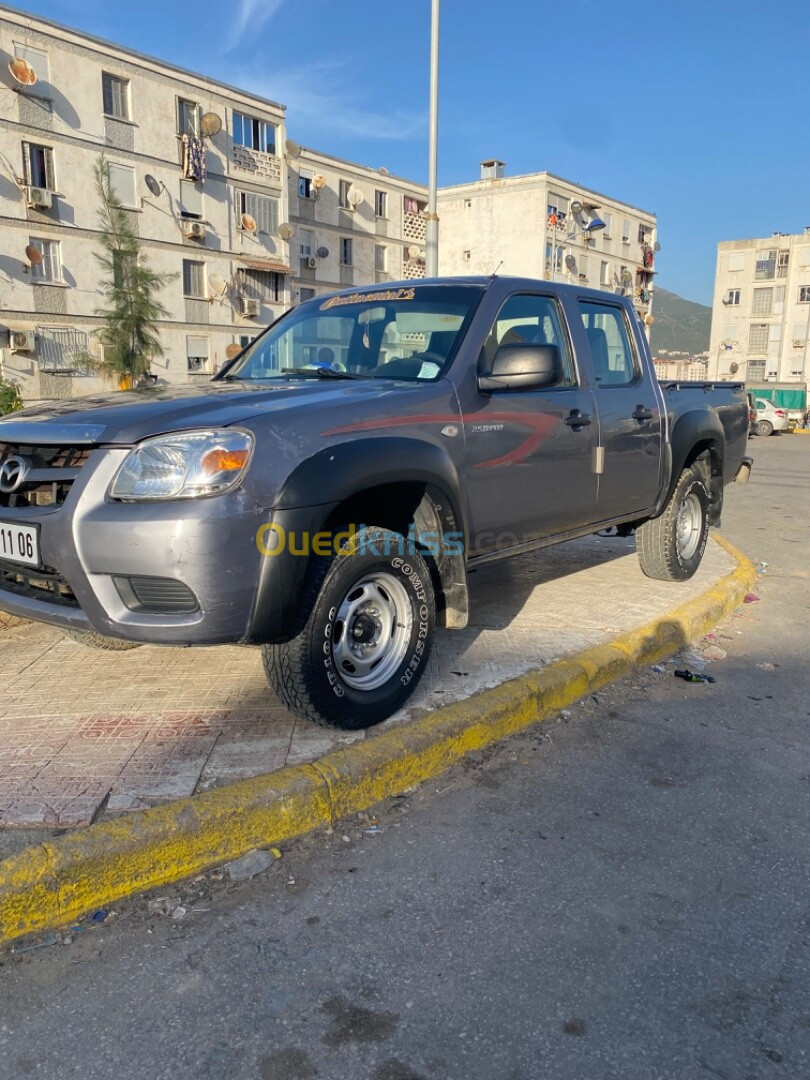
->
[[0, 377, 23, 415], [94, 156, 174, 381]]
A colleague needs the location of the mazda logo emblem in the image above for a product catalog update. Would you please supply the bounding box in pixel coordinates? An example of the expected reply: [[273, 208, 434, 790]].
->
[[0, 455, 32, 494]]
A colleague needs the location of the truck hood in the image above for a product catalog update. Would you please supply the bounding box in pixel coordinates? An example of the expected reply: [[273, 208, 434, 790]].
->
[[0, 380, 440, 445]]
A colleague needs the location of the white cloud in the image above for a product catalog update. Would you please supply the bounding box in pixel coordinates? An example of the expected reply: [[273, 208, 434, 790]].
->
[[235, 62, 424, 142], [226, 0, 286, 51]]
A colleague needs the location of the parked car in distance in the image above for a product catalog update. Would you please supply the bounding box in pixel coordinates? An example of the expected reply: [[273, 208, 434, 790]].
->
[[751, 397, 788, 437]]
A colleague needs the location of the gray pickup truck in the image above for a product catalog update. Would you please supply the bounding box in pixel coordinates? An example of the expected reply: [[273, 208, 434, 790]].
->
[[0, 277, 750, 728]]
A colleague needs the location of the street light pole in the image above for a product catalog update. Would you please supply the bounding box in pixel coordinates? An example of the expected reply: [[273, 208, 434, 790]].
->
[[424, 0, 440, 278]]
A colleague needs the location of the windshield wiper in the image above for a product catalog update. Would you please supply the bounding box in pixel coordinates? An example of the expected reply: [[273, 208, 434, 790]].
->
[[289, 366, 365, 380]]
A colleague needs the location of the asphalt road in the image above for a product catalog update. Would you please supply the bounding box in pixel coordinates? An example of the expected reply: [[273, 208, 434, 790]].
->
[[2, 435, 809, 1080]]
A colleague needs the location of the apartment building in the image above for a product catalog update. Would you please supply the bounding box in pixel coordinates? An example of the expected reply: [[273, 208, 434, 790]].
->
[[708, 231, 810, 392], [437, 161, 658, 325], [287, 147, 427, 303], [0, 4, 291, 401]]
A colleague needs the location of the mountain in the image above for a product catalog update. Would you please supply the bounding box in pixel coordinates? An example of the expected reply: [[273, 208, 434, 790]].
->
[[650, 288, 712, 356]]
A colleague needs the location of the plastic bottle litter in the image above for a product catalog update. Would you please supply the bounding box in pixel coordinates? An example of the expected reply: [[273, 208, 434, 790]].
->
[[743, 594, 760, 604], [90, 909, 109, 924], [702, 646, 727, 661], [674, 669, 716, 684], [224, 848, 273, 881]]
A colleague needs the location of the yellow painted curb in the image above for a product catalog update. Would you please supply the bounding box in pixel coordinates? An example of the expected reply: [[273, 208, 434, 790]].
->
[[0, 536, 757, 945]]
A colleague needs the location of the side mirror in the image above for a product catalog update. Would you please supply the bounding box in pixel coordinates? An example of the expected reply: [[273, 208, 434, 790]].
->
[[478, 343, 562, 392]]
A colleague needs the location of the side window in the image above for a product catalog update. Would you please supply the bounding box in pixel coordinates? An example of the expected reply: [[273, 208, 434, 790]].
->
[[578, 301, 638, 386], [479, 293, 575, 387]]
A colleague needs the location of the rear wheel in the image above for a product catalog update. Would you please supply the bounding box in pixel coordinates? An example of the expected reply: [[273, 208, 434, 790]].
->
[[755, 419, 773, 437], [636, 466, 709, 581], [263, 526, 435, 729]]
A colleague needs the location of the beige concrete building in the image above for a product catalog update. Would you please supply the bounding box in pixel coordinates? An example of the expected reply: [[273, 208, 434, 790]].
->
[[0, 4, 291, 401], [287, 147, 427, 304], [437, 161, 658, 324], [708, 231, 810, 394]]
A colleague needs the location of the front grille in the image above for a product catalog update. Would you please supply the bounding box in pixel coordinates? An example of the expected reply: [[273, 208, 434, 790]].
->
[[0, 443, 92, 509], [114, 575, 199, 615], [0, 559, 79, 607]]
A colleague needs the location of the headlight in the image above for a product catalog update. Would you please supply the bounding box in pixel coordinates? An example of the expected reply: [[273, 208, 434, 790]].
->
[[110, 429, 254, 501]]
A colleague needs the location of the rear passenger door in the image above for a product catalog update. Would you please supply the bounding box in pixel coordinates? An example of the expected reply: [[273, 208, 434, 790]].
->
[[577, 299, 662, 521]]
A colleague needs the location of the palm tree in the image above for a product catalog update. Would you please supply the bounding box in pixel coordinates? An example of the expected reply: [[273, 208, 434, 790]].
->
[[94, 156, 174, 384]]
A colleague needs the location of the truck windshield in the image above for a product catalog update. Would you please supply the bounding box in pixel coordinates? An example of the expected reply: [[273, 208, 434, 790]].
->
[[219, 284, 485, 382]]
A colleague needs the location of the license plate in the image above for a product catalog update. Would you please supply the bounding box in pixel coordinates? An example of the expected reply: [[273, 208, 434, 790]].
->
[[0, 521, 40, 567]]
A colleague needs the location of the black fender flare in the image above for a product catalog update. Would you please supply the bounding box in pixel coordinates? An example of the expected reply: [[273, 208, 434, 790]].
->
[[652, 410, 725, 520]]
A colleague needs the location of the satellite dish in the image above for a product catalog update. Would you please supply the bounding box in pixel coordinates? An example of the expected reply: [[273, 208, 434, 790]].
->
[[621, 269, 633, 285], [285, 139, 301, 158], [407, 245, 423, 261], [225, 343, 242, 360], [570, 200, 583, 216], [278, 222, 295, 240], [208, 272, 227, 295], [25, 244, 42, 266], [347, 186, 364, 207], [729, 361, 739, 375], [644, 313, 655, 326], [241, 213, 257, 233], [144, 174, 162, 197], [8, 57, 37, 86], [311, 174, 326, 190], [200, 112, 222, 137], [565, 254, 577, 273], [378, 166, 390, 175], [654, 241, 661, 252], [316, 246, 329, 259]]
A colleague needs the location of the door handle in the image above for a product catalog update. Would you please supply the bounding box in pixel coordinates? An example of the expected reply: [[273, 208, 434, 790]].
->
[[564, 409, 592, 429], [632, 405, 654, 421]]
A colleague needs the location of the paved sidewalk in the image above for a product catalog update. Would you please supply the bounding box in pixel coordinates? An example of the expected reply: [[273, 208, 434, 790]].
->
[[0, 535, 734, 828]]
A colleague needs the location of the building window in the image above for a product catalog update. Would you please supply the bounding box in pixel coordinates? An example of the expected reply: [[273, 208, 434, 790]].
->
[[299, 288, 315, 302], [237, 191, 278, 234], [106, 162, 136, 208], [240, 269, 282, 302], [748, 323, 769, 354], [404, 195, 420, 214], [375, 245, 387, 272], [340, 237, 353, 266], [545, 242, 563, 274], [177, 98, 200, 136], [233, 112, 276, 155], [638, 223, 651, 244], [799, 287, 810, 303], [179, 180, 203, 218], [601, 213, 613, 238], [183, 259, 206, 298], [751, 288, 773, 316], [186, 335, 210, 374], [299, 229, 314, 258], [777, 251, 790, 278], [298, 173, 313, 199], [13, 42, 49, 90], [338, 179, 351, 210], [754, 249, 777, 281], [724, 289, 741, 306], [102, 73, 130, 120], [547, 197, 568, 228], [600, 260, 610, 286], [375, 190, 388, 218], [29, 238, 61, 283], [22, 142, 55, 191], [463, 250, 471, 261], [622, 220, 631, 243]]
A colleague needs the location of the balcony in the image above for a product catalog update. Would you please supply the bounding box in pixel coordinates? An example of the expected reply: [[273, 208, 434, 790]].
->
[[403, 212, 426, 242], [231, 145, 282, 187]]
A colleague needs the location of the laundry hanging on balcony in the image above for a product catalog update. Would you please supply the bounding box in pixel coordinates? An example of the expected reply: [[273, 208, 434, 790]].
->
[[181, 134, 206, 182]]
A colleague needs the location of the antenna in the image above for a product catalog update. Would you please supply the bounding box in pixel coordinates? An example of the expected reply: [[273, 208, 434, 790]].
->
[[490, 259, 503, 277], [285, 139, 301, 158], [241, 212, 257, 233], [144, 174, 162, 197], [407, 244, 423, 261], [200, 112, 222, 137], [278, 222, 295, 240], [24, 243, 43, 270], [565, 254, 577, 273], [316, 245, 329, 259], [225, 343, 242, 360], [347, 186, 364, 207], [8, 57, 37, 86], [208, 272, 227, 296], [311, 174, 326, 190]]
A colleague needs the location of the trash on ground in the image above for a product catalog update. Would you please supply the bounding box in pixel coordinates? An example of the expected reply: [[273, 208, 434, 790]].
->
[[674, 669, 716, 684], [757, 662, 778, 671], [651, 664, 665, 673], [270, 846, 283, 860], [170, 905, 187, 921], [702, 646, 728, 661], [364, 826, 382, 835], [743, 594, 760, 603], [224, 848, 273, 881], [90, 909, 109, 924], [11, 934, 59, 954], [680, 651, 708, 669]]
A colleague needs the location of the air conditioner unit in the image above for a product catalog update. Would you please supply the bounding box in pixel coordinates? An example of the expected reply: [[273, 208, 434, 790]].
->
[[25, 186, 52, 209], [10, 330, 36, 353], [183, 220, 206, 239], [240, 298, 260, 317], [306, 256, 317, 269]]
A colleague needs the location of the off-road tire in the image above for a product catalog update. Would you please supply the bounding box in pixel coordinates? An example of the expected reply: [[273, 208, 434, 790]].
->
[[755, 419, 773, 437], [263, 526, 435, 730], [62, 628, 143, 651], [636, 466, 709, 581]]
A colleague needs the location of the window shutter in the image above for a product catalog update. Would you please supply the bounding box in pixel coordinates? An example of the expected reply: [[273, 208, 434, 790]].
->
[[186, 335, 209, 358], [44, 149, 55, 192], [180, 180, 203, 217], [107, 163, 135, 207], [21, 141, 31, 185]]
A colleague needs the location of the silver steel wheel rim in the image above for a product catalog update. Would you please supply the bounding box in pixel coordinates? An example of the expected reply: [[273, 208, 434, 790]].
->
[[676, 491, 702, 560], [332, 572, 413, 691]]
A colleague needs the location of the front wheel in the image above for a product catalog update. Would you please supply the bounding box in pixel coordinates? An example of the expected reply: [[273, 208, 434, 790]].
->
[[263, 527, 435, 729], [636, 466, 709, 581]]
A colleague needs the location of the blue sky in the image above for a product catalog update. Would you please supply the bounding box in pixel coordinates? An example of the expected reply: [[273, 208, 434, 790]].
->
[[16, 0, 810, 303]]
